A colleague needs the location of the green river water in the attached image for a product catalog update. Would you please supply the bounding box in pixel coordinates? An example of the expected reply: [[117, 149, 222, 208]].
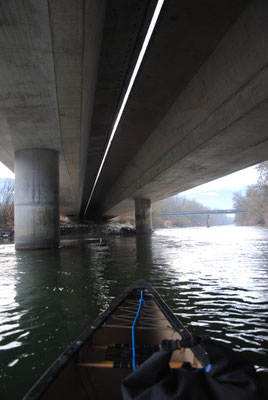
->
[[0, 225, 268, 399]]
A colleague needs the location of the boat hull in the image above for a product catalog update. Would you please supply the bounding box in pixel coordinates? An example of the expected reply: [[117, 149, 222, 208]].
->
[[24, 280, 207, 399]]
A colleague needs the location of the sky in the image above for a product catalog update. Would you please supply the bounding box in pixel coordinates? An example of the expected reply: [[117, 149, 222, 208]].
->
[[0, 161, 259, 209], [0, 162, 14, 179], [180, 165, 259, 209]]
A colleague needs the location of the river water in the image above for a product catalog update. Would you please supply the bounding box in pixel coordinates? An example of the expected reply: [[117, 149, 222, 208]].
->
[[0, 225, 268, 399]]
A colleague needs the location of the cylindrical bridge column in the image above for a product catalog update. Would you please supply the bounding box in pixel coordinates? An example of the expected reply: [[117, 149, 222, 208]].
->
[[15, 149, 59, 249], [135, 198, 152, 234]]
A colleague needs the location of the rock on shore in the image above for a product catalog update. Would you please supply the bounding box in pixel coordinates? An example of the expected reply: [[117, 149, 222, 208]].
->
[[0, 222, 136, 242], [0, 229, 14, 240]]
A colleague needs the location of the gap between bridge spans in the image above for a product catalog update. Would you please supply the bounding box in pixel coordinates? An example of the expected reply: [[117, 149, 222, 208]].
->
[[83, 0, 165, 215]]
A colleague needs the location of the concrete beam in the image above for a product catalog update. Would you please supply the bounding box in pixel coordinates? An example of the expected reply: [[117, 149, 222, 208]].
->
[[79, 0, 159, 215], [95, 0, 268, 217], [2, 1, 268, 222], [0, 0, 78, 215], [48, 0, 84, 212], [0, 0, 160, 219]]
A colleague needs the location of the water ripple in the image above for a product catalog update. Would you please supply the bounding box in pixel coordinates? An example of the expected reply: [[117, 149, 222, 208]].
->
[[0, 226, 268, 399]]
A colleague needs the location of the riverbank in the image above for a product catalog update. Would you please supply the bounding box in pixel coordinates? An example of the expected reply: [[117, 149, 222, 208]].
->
[[0, 221, 136, 243], [60, 221, 136, 236]]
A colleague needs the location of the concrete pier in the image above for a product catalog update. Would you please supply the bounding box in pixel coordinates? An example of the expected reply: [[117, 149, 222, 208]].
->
[[135, 198, 152, 234], [15, 149, 60, 249]]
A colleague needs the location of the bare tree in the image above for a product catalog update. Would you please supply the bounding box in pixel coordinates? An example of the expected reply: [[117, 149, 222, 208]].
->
[[233, 161, 268, 226], [152, 196, 230, 228], [0, 178, 14, 229]]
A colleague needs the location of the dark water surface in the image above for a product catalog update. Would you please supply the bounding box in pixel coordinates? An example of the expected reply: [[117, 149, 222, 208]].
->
[[0, 226, 268, 399]]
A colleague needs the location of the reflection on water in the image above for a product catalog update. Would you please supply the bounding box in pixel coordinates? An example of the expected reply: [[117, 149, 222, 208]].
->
[[0, 226, 268, 398], [153, 227, 268, 368]]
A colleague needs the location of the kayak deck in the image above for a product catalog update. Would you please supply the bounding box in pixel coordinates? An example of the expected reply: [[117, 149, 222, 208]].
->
[[24, 281, 205, 399]]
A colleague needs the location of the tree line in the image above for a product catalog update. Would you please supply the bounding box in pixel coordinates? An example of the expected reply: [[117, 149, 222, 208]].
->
[[233, 162, 268, 226], [118, 196, 231, 228], [152, 196, 230, 228]]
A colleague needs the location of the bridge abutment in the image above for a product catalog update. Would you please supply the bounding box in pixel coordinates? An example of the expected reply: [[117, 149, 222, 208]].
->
[[14, 149, 60, 249], [135, 198, 152, 234]]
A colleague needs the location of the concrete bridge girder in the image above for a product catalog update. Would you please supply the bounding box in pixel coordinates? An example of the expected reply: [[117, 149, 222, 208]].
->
[[0, 0, 159, 217], [0, 0, 85, 215], [0, 0, 161, 246], [0, 0, 268, 247], [95, 0, 268, 217]]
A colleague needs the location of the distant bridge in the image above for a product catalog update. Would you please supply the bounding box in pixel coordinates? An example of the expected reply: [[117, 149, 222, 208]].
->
[[162, 209, 247, 216]]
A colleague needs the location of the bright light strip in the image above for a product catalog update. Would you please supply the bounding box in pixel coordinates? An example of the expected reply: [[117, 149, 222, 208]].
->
[[84, 0, 165, 214]]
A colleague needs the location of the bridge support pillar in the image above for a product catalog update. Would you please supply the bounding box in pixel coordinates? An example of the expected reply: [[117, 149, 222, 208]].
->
[[15, 149, 60, 249], [135, 198, 152, 234]]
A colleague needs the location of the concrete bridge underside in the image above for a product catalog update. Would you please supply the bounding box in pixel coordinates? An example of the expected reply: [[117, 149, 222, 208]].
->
[[0, 0, 268, 245]]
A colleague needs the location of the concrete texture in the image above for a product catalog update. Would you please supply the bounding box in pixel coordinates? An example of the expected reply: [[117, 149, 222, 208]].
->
[[0, 0, 77, 215], [135, 198, 152, 234], [87, 0, 252, 216], [79, 0, 159, 214], [49, 0, 84, 213], [15, 149, 59, 249], [90, 0, 268, 217], [0, 0, 158, 218], [1, 0, 268, 222]]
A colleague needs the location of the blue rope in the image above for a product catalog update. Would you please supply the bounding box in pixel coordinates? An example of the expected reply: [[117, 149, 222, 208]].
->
[[197, 363, 212, 372], [132, 290, 145, 371], [204, 363, 212, 372]]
